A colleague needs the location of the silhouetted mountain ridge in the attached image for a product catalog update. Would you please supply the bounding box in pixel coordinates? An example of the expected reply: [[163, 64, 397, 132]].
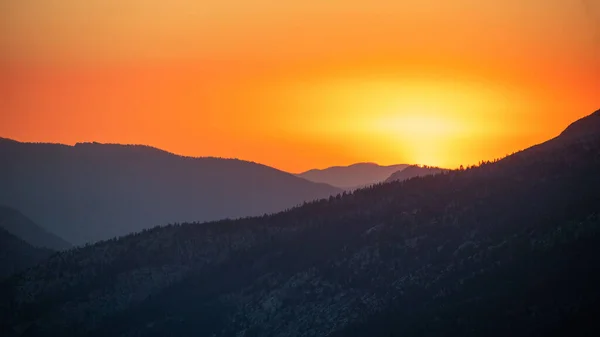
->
[[559, 109, 600, 139], [1, 109, 600, 337], [0, 139, 341, 244], [73, 141, 266, 164], [384, 165, 446, 183], [298, 163, 409, 189], [0, 137, 18, 144]]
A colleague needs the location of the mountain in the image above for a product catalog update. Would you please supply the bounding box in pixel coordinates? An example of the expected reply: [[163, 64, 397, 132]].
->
[[384, 165, 446, 183], [0, 228, 53, 280], [2, 109, 600, 337], [0, 139, 341, 244], [559, 109, 600, 139], [0, 206, 71, 250], [297, 163, 409, 189]]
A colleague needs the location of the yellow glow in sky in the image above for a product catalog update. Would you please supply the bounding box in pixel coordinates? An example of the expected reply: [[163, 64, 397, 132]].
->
[[1, 0, 599, 172]]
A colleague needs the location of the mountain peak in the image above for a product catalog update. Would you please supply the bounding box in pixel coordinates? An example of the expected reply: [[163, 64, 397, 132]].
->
[[559, 109, 600, 139], [0, 140, 340, 244], [0, 137, 19, 144], [298, 163, 409, 189]]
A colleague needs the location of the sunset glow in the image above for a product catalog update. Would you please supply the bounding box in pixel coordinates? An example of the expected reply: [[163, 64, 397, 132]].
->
[[1, 0, 598, 172]]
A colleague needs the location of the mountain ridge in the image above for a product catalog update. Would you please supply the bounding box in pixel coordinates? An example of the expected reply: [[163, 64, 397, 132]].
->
[[298, 163, 409, 189], [0, 228, 54, 280], [0, 206, 71, 250], [0, 138, 341, 244], [384, 165, 446, 183], [559, 109, 600, 139], [1, 109, 599, 337]]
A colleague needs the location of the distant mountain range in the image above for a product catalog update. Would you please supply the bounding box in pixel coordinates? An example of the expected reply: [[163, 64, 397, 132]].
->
[[0, 206, 71, 250], [297, 163, 409, 189], [384, 165, 445, 183], [2, 109, 599, 337], [0, 139, 341, 244]]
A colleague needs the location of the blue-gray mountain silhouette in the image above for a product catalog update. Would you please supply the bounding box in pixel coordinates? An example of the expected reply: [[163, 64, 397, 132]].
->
[[298, 163, 409, 189], [0, 139, 340, 244], [0, 206, 70, 250], [2, 109, 599, 337]]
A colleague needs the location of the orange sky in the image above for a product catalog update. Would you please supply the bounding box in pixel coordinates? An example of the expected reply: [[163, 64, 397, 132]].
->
[[1, 0, 599, 172]]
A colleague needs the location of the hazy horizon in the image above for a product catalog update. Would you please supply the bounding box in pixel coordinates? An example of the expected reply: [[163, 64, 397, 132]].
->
[[0, 133, 560, 174]]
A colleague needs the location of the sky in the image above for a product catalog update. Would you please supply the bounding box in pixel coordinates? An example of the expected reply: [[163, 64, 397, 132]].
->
[[1, 0, 599, 173]]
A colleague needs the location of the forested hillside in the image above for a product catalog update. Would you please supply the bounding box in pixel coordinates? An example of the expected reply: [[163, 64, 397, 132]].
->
[[1, 110, 599, 337]]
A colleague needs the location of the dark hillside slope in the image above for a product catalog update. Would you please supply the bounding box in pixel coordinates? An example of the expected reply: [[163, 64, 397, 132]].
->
[[1, 109, 600, 337], [0, 228, 53, 280], [0, 139, 340, 244], [0, 206, 70, 250], [559, 109, 600, 139]]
